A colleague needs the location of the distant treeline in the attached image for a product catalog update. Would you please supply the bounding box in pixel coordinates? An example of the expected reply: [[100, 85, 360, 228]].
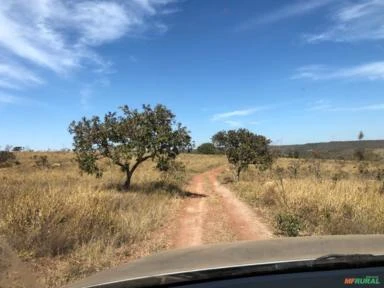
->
[[272, 140, 384, 160]]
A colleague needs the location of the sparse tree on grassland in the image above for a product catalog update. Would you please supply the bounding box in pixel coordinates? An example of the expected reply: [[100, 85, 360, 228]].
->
[[69, 104, 191, 189], [212, 129, 273, 181], [355, 130, 365, 161], [358, 131, 364, 141], [197, 143, 216, 154]]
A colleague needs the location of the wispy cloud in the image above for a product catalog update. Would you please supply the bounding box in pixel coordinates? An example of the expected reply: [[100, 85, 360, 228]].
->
[[308, 100, 384, 112], [80, 85, 93, 110], [79, 77, 111, 110], [330, 104, 384, 112], [212, 107, 266, 121], [292, 62, 384, 81], [0, 93, 20, 104], [0, 62, 44, 90], [224, 120, 243, 127], [305, 0, 384, 42], [0, 92, 46, 107], [307, 99, 332, 111], [0, 0, 179, 91], [236, 0, 334, 31]]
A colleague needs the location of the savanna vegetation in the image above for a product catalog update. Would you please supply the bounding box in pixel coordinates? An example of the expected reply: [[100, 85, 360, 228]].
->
[[1, 103, 384, 288], [212, 129, 273, 181], [0, 104, 225, 287], [69, 104, 191, 189], [196, 143, 217, 154], [220, 156, 384, 237], [0, 151, 226, 287]]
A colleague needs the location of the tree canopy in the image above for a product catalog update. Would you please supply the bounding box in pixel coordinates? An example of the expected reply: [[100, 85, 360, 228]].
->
[[212, 128, 273, 181], [196, 142, 216, 154], [69, 104, 191, 189]]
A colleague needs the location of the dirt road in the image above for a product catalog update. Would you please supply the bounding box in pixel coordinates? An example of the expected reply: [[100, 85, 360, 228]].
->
[[171, 167, 272, 249]]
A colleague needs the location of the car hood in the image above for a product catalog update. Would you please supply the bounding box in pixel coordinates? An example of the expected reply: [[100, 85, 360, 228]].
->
[[66, 235, 384, 288]]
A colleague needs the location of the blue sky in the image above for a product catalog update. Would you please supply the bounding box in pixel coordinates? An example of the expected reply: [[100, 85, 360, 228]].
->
[[1, 0, 384, 150]]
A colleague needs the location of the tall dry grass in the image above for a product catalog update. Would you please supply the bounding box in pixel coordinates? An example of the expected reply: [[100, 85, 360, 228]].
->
[[222, 158, 384, 236], [0, 152, 225, 287]]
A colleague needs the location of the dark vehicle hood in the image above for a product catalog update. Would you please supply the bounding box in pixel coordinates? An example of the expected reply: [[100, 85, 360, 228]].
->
[[66, 235, 384, 288]]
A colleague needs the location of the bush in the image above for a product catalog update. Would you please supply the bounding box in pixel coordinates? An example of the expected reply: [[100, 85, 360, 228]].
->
[[196, 143, 216, 154], [0, 151, 17, 168], [34, 155, 50, 168], [275, 212, 301, 237], [379, 182, 384, 195], [0, 151, 16, 163], [260, 184, 278, 206], [287, 161, 301, 178], [159, 160, 186, 186]]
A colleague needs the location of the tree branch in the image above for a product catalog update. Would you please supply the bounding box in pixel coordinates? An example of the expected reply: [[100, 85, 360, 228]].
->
[[115, 161, 125, 168], [129, 154, 153, 175]]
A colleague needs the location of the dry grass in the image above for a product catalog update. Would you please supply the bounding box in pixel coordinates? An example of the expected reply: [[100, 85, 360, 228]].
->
[[0, 152, 225, 288], [221, 158, 384, 237], [179, 153, 227, 177]]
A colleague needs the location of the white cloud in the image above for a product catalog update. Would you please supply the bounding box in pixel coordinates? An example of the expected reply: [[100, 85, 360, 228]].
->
[[236, 0, 334, 30], [0, 80, 20, 90], [0, 62, 44, 89], [330, 104, 384, 112], [0, 93, 20, 104], [0, 0, 178, 90], [308, 100, 384, 112], [307, 99, 332, 111], [80, 85, 92, 110], [212, 107, 265, 121], [305, 0, 384, 42], [129, 55, 139, 63], [0, 92, 46, 106], [224, 120, 242, 127], [293, 62, 384, 81]]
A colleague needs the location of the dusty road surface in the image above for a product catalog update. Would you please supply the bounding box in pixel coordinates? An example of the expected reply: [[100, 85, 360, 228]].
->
[[171, 167, 272, 249]]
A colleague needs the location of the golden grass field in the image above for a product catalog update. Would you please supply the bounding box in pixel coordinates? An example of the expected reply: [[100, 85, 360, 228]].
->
[[1, 151, 384, 287], [221, 157, 384, 237], [0, 152, 226, 288]]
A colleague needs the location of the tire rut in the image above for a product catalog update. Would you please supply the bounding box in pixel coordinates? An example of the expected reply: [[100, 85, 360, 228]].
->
[[171, 167, 272, 249]]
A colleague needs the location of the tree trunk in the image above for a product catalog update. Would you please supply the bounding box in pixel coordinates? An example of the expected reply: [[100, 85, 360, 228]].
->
[[236, 166, 241, 182], [121, 156, 152, 190], [124, 170, 132, 190]]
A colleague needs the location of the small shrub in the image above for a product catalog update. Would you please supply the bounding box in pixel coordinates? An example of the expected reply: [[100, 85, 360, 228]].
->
[[357, 162, 369, 178], [0, 151, 16, 163], [34, 155, 50, 168], [0, 151, 17, 168], [375, 169, 384, 181], [308, 160, 322, 181], [379, 182, 384, 195], [287, 161, 301, 178], [196, 143, 216, 154], [159, 160, 186, 186], [354, 149, 365, 161], [331, 171, 348, 183], [275, 212, 301, 237], [260, 183, 278, 206]]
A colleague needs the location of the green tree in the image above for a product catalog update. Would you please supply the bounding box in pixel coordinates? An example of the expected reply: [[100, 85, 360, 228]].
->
[[212, 129, 273, 181], [69, 104, 191, 189], [358, 130, 364, 141], [12, 146, 23, 152], [355, 130, 365, 161], [197, 142, 216, 154]]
